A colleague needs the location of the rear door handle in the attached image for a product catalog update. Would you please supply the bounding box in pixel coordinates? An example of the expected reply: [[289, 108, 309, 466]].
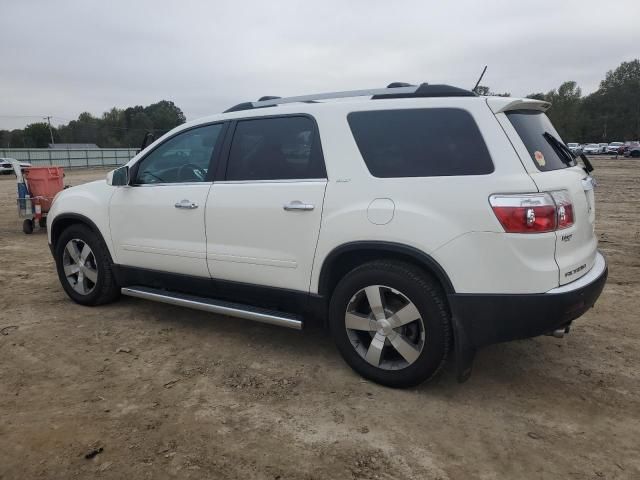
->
[[283, 200, 314, 211], [175, 199, 198, 209]]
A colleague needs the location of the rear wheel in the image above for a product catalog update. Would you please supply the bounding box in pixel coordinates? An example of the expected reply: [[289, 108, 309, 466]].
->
[[329, 261, 451, 388], [54, 224, 120, 306]]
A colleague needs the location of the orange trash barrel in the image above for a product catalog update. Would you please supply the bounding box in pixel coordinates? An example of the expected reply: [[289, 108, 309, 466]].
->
[[23, 166, 64, 212]]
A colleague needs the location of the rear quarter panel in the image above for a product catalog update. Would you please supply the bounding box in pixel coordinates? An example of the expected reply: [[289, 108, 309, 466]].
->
[[309, 99, 557, 294]]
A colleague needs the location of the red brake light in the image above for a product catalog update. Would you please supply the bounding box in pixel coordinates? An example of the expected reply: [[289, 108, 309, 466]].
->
[[489, 191, 574, 233], [550, 190, 574, 229]]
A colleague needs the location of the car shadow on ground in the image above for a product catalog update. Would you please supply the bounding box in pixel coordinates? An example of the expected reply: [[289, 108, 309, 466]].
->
[[113, 295, 544, 394]]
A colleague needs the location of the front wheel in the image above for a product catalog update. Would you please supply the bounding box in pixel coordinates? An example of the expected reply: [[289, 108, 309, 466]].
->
[[329, 261, 451, 388], [54, 224, 120, 306]]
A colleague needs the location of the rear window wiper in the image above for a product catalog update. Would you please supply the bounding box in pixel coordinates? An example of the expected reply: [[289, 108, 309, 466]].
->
[[543, 132, 575, 165], [543, 132, 594, 173]]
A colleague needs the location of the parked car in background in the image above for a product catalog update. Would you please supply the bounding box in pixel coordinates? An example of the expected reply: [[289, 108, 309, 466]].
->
[[0, 158, 32, 174], [598, 143, 608, 154], [622, 141, 639, 155], [624, 144, 640, 158], [607, 142, 624, 154], [582, 143, 602, 155], [46, 84, 607, 387], [567, 143, 582, 155]]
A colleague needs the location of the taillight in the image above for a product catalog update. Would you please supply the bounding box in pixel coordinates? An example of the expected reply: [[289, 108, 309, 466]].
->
[[550, 190, 574, 229], [489, 191, 574, 233]]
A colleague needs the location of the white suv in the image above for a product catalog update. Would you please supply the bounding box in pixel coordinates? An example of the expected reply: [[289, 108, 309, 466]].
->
[[47, 83, 608, 387]]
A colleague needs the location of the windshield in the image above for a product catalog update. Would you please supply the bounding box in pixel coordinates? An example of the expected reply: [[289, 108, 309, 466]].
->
[[506, 110, 577, 172], [586, 144, 599, 148], [610, 142, 623, 146], [567, 143, 578, 147]]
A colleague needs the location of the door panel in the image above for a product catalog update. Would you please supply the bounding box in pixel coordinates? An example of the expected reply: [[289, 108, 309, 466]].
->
[[206, 181, 326, 290], [109, 123, 225, 278], [110, 184, 211, 277], [206, 115, 328, 291]]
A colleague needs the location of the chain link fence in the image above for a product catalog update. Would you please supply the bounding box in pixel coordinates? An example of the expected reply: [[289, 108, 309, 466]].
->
[[0, 148, 138, 168]]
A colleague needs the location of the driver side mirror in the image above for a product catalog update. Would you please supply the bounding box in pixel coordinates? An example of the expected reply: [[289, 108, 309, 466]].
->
[[107, 166, 130, 186]]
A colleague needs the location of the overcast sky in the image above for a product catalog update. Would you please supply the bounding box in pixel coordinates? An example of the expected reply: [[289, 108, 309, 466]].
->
[[1, 0, 638, 130]]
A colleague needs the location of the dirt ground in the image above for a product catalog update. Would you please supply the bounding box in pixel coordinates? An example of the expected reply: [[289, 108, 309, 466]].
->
[[0, 160, 638, 480]]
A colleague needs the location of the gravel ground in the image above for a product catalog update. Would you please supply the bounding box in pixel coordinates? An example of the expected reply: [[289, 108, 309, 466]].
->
[[0, 159, 638, 479]]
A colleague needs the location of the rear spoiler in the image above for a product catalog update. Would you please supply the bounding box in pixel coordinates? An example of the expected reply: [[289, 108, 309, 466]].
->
[[486, 97, 551, 114]]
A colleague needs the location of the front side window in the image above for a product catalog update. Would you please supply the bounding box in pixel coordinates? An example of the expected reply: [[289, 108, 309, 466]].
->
[[347, 108, 494, 178], [135, 123, 224, 184], [226, 116, 326, 181]]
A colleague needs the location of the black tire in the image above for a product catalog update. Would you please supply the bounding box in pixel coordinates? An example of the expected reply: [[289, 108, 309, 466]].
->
[[329, 261, 451, 388], [54, 224, 120, 306], [22, 219, 33, 234], [631, 151, 640, 158]]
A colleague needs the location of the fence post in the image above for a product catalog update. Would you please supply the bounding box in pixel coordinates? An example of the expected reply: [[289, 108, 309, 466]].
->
[[48, 149, 52, 166], [27, 150, 31, 162], [85, 150, 89, 167], [101, 149, 104, 167]]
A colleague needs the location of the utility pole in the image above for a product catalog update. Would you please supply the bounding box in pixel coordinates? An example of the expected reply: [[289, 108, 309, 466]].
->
[[44, 116, 55, 146]]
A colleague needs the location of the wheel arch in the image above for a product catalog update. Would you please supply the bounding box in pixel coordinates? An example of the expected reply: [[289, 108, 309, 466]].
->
[[317, 241, 455, 299], [50, 213, 112, 258]]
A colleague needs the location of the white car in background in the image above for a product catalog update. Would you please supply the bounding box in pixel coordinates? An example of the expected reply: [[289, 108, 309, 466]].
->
[[582, 143, 602, 155], [0, 157, 32, 174], [567, 143, 582, 155], [607, 142, 624, 154]]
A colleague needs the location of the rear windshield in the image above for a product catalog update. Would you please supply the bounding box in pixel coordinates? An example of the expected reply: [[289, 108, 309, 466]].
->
[[506, 110, 576, 172], [347, 108, 494, 178]]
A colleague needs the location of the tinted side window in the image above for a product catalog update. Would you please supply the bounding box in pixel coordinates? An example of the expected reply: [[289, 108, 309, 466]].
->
[[347, 108, 494, 178], [135, 124, 223, 184], [226, 116, 326, 181]]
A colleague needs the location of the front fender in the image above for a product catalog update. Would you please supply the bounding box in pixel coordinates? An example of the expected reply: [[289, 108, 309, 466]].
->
[[47, 180, 115, 259]]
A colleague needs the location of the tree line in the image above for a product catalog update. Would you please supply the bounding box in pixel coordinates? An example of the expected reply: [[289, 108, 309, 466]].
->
[[2, 59, 639, 148], [0, 100, 186, 149], [478, 59, 640, 143]]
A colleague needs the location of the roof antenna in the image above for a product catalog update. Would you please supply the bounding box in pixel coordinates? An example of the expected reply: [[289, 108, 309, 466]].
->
[[472, 65, 488, 93]]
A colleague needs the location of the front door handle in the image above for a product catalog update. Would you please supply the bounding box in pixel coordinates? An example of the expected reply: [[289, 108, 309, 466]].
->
[[175, 199, 198, 209], [283, 200, 314, 211]]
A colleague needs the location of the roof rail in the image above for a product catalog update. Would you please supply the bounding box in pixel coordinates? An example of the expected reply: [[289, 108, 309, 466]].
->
[[223, 83, 476, 113]]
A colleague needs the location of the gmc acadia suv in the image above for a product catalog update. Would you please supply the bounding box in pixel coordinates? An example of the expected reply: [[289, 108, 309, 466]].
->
[[47, 83, 608, 387]]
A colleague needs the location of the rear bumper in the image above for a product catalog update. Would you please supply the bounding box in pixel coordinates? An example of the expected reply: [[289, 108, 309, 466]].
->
[[448, 251, 607, 349]]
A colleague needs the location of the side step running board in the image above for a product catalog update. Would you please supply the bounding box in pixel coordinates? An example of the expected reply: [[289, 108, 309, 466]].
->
[[121, 286, 303, 330]]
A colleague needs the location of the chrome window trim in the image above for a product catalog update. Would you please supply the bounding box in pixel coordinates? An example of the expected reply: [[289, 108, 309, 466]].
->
[[214, 178, 327, 185], [132, 182, 213, 187]]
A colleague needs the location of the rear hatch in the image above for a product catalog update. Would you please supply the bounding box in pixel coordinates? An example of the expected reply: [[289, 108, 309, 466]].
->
[[489, 98, 597, 286]]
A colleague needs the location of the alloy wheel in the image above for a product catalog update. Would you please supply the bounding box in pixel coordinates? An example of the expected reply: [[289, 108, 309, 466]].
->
[[345, 285, 425, 370], [62, 238, 98, 295]]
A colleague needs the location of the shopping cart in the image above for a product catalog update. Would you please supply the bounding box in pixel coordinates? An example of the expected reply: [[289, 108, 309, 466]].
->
[[11, 159, 64, 234]]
